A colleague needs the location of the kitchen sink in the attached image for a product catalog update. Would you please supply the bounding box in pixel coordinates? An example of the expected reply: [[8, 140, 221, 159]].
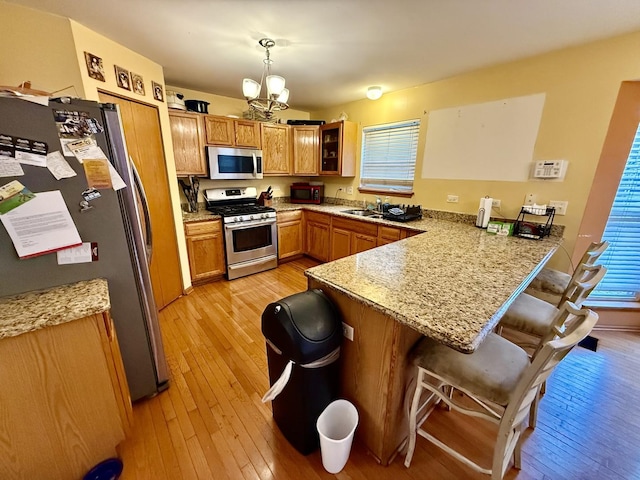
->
[[342, 209, 382, 218]]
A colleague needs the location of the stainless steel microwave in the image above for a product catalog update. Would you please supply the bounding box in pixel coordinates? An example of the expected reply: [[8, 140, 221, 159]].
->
[[207, 146, 263, 180]]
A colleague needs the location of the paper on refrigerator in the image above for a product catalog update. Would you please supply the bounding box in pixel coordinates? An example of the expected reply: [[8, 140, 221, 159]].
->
[[67, 138, 127, 190], [0, 190, 82, 258]]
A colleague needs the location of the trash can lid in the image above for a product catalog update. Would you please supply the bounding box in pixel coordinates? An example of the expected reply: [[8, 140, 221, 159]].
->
[[262, 289, 342, 363]]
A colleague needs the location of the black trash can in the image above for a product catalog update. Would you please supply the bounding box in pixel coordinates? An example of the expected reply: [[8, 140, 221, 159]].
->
[[261, 289, 342, 455]]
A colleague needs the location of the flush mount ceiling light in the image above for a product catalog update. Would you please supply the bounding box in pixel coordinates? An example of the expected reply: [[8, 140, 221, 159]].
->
[[242, 38, 289, 120], [366, 86, 383, 100]]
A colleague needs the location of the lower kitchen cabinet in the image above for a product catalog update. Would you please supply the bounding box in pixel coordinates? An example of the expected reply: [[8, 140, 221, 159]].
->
[[305, 211, 331, 262], [330, 216, 378, 261], [0, 311, 131, 480], [185, 219, 226, 284], [277, 210, 303, 261]]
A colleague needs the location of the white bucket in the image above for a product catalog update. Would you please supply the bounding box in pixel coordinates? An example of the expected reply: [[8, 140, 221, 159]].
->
[[316, 399, 359, 474]]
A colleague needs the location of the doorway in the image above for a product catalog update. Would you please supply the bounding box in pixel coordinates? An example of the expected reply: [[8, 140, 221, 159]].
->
[[99, 91, 183, 309]]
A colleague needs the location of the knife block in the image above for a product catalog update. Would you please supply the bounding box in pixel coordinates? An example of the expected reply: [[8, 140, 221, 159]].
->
[[258, 192, 272, 207]]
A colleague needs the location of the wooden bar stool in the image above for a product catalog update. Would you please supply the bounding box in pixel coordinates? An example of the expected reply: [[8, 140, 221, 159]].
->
[[403, 303, 598, 479], [526, 241, 608, 306], [498, 264, 606, 356]]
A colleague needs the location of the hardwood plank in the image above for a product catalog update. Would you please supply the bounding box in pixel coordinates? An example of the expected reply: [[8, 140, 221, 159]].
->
[[116, 259, 640, 480]]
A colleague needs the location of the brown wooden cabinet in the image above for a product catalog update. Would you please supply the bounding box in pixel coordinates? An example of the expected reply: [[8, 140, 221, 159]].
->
[[262, 123, 291, 175], [305, 211, 331, 262], [329, 216, 378, 260], [292, 125, 319, 175], [320, 120, 357, 176], [204, 115, 261, 148], [168, 110, 207, 176], [184, 220, 226, 284], [277, 210, 303, 261], [0, 312, 132, 480]]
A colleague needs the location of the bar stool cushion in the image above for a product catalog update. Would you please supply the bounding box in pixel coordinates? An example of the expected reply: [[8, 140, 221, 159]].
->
[[500, 293, 557, 337], [411, 333, 530, 406], [528, 268, 571, 295]]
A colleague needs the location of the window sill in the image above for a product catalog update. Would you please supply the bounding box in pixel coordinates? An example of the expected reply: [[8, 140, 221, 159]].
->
[[358, 187, 414, 198], [585, 300, 640, 310]]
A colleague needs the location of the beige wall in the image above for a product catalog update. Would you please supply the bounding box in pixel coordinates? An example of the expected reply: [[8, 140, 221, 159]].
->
[[311, 31, 640, 273], [0, 2, 83, 96], [67, 20, 194, 289]]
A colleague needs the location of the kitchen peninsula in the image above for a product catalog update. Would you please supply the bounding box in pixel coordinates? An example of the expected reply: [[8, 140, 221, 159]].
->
[[305, 218, 560, 465]]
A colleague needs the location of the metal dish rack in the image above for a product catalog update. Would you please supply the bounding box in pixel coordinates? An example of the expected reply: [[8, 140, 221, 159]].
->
[[513, 206, 555, 239]]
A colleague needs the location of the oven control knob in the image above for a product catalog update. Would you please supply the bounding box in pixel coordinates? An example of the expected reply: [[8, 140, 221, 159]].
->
[[250, 215, 254, 220], [235, 216, 241, 222], [262, 213, 268, 219]]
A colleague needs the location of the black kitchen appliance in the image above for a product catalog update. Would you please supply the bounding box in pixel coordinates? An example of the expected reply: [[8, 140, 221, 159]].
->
[[184, 99, 209, 113], [383, 204, 423, 222], [205, 186, 277, 279], [286, 120, 326, 125]]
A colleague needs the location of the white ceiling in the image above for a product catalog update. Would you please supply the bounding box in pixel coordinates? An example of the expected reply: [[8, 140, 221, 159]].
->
[[9, 0, 640, 111]]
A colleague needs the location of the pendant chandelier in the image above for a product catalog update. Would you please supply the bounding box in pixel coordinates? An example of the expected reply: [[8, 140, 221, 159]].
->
[[242, 38, 289, 120]]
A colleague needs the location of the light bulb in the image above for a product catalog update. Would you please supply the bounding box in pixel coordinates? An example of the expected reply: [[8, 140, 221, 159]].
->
[[366, 86, 383, 100], [277, 88, 289, 104], [243, 78, 260, 99], [266, 75, 285, 97]]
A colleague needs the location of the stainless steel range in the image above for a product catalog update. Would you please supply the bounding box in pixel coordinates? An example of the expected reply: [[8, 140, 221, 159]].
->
[[205, 187, 277, 280]]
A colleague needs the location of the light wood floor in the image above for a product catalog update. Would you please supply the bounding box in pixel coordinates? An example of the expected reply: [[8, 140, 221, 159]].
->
[[117, 257, 640, 479]]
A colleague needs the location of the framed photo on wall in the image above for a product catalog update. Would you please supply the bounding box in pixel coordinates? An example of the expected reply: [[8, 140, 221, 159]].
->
[[131, 73, 145, 96], [152, 81, 164, 102], [84, 52, 105, 82], [115, 65, 131, 91]]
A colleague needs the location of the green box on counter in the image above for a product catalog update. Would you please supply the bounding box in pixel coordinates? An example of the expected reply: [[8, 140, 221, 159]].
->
[[487, 221, 514, 236]]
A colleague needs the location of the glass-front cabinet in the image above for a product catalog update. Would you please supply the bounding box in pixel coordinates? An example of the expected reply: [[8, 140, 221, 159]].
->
[[319, 121, 357, 176]]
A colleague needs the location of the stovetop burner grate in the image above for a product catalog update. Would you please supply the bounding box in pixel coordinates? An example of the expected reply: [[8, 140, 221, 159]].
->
[[206, 203, 275, 216]]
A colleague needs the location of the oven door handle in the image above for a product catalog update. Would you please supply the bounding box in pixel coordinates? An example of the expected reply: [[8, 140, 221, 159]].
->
[[225, 218, 276, 231]]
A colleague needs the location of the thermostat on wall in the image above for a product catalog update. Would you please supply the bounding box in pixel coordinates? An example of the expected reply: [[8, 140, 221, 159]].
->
[[532, 160, 568, 180]]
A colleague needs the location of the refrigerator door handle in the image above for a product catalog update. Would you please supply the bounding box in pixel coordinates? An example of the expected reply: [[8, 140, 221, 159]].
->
[[130, 157, 153, 261]]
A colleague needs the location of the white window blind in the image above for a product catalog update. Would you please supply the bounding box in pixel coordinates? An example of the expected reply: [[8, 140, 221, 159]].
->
[[360, 120, 420, 192], [592, 122, 640, 301]]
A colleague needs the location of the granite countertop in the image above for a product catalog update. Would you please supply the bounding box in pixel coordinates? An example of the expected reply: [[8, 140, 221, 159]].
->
[[304, 218, 561, 353], [0, 279, 111, 339]]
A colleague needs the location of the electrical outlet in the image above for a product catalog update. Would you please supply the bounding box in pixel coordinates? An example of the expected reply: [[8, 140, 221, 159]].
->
[[346, 186, 354, 195], [549, 200, 568, 215], [492, 199, 501, 208], [525, 193, 536, 205], [447, 195, 459, 203], [342, 322, 354, 341]]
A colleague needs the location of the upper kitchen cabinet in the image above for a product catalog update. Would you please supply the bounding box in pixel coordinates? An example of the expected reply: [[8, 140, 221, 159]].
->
[[204, 115, 261, 148], [168, 111, 207, 176], [262, 123, 291, 175], [320, 120, 357, 176], [292, 125, 319, 176]]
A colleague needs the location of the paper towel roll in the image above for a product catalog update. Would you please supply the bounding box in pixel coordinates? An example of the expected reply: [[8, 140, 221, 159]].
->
[[482, 197, 492, 228], [476, 197, 493, 228]]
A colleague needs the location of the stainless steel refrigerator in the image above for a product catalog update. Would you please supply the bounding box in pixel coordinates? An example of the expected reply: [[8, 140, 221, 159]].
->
[[0, 96, 169, 401]]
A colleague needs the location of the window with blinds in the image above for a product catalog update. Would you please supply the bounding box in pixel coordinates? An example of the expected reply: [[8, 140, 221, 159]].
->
[[360, 120, 420, 193], [592, 122, 640, 301]]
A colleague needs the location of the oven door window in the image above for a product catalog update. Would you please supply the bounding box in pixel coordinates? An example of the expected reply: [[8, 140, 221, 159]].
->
[[232, 224, 272, 252]]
